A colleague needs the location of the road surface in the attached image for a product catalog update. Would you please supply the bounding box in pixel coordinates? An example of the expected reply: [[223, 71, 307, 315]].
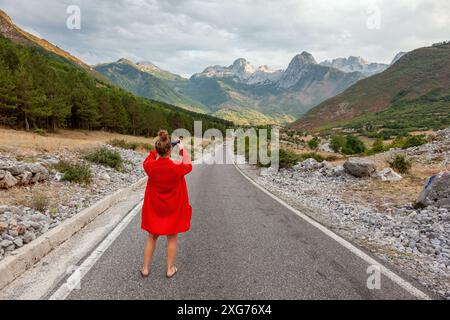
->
[[61, 148, 426, 300]]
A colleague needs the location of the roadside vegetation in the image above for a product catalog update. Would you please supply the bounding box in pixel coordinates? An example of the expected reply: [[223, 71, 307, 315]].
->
[[84, 147, 124, 171], [54, 161, 92, 184], [108, 139, 153, 152], [388, 154, 412, 174]]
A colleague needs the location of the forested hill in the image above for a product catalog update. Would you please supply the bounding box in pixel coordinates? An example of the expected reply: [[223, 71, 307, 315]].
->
[[0, 35, 232, 135]]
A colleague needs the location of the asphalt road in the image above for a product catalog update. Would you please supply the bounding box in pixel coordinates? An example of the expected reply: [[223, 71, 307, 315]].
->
[[66, 152, 422, 300]]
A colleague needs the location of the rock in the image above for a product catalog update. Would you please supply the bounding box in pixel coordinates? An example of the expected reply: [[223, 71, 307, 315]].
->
[[100, 173, 111, 183], [330, 165, 345, 177], [0, 240, 13, 248], [25, 163, 48, 175], [376, 168, 403, 182], [0, 171, 18, 189], [319, 142, 334, 153], [22, 232, 36, 244], [343, 159, 376, 178], [0, 221, 8, 232], [294, 158, 323, 171], [418, 172, 450, 208], [13, 238, 23, 248], [17, 171, 32, 185], [0, 170, 6, 179], [5, 164, 25, 176], [54, 172, 63, 182], [259, 167, 278, 176]]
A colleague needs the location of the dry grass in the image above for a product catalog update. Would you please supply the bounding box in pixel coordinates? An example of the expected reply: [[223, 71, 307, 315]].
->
[[0, 127, 154, 153]]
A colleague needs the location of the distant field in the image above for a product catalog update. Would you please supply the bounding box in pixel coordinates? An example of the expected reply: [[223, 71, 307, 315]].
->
[[0, 128, 155, 153]]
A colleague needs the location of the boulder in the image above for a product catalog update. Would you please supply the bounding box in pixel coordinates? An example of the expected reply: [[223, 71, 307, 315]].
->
[[294, 158, 323, 171], [17, 171, 33, 185], [417, 172, 450, 208], [343, 159, 376, 178], [330, 165, 345, 177], [4, 164, 26, 176], [0, 170, 5, 180], [25, 163, 47, 174], [0, 171, 18, 189], [0, 221, 8, 232], [375, 168, 403, 182]]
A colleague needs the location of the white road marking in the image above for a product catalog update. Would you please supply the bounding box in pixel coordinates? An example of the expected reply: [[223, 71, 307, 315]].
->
[[49, 202, 143, 300], [50, 143, 431, 300], [232, 158, 431, 300]]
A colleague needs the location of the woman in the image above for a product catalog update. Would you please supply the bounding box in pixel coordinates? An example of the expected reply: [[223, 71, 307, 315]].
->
[[140, 130, 192, 278]]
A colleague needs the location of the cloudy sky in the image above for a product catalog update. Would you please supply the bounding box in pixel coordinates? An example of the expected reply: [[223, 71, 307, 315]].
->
[[1, 0, 449, 77]]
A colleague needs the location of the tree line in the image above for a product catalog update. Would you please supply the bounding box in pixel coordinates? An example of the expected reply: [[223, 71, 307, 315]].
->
[[0, 35, 231, 136]]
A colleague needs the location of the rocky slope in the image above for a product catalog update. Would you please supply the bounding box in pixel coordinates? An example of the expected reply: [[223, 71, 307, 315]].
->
[[292, 43, 450, 131], [320, 56, 389, 77], [240, 127, 450, 299], [0, 10, 99, 78], [0, 145, 146, 261], [96, 52, 372, 125]]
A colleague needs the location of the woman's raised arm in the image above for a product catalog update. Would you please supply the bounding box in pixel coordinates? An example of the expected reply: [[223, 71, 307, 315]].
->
[[143, 148, 158, 174]]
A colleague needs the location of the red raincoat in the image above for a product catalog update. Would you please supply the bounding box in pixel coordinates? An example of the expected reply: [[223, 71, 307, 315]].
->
[[141, 148, 193, 235]]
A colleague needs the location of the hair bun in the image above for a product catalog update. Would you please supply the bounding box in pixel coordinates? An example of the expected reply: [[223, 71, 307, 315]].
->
[[157, 130, 169, 142]]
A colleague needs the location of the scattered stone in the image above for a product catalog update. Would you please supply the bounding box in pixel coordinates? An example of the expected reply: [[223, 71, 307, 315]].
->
[[0, 221, 8, 232], [0, 171, 18, 189], [375, 168, 403, 182], [22, 232, 36, 244], [418, 172, 450, 208], [13, 238, 23, 248], [343, 159, 376, 178], [0, 240, 13, 248]]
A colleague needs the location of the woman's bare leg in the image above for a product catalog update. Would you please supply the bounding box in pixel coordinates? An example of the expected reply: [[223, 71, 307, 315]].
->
[[142, 234, 158, 276], [166, 234, 178, 276]]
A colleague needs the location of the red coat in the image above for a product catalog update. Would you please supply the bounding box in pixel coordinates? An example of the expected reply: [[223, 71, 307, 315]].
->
[[141, 148, 193, 235]]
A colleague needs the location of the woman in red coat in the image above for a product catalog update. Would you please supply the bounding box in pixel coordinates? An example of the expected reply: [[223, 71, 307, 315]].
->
[[140, 130, 192, 278]]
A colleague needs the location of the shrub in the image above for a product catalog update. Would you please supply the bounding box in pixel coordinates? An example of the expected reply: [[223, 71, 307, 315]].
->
[[84, 147, 123, 171], [31, 191, 50, 212], [343, 135, 366, 154], [388, 154, 412, 174], [308, 137, 320, 150], [279, 149, 302, 169], [55, 161, 92, 184], [33, 128, 47, 136], [367, 138, 385, 155], [388, 136, 406, 149], [330, 135, 346, 153], [108, 139, 138, 150], [402, 135, 427, 149]]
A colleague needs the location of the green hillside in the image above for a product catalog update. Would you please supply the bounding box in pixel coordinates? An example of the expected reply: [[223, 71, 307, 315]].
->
[[292, 43, 450, 132], [0, 35, 232, 135], [95, 60, 207, 114]]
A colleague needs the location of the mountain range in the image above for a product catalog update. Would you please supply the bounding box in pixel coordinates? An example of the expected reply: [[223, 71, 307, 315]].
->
[[0, 10, 230, 135], [96, 52, 400, 125], [291, 44, 450, 132]]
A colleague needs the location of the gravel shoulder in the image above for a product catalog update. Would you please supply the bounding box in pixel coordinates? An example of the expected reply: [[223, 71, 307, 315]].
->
[[0, 145, 147, 261], [238, 128, 450, 299]]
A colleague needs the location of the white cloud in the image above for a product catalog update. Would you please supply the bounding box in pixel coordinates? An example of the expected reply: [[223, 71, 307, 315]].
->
[[1, 0, 449, 77]]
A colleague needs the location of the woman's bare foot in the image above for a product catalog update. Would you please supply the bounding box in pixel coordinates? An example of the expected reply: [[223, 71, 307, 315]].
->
[[140, 268, 150, 278], [166, 266, 178, 278]]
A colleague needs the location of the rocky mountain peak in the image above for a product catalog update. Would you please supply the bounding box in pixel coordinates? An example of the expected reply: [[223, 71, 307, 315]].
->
[[289, 52, 317, 68], [231, 58, 256, 76], [0, 10, 13, 24], [117, 58, 133, 65]]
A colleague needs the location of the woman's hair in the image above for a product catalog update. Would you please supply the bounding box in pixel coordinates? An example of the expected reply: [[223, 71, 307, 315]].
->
[[155, 130, 172, 157]]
